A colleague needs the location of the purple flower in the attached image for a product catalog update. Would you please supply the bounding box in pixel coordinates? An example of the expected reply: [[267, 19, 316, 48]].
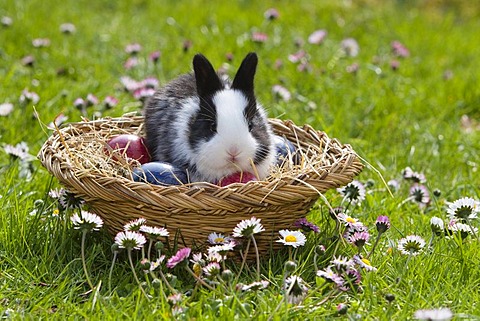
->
[[264, 8, 280, 20], [4, 142, 32, 161], [391, 40, 410, 58], [167, 247, 191, 268], [348, 231, 370, 248], [308, 29, 327, 45], [293, 218, 319, 233], [252, 32, 268, 43], [375, 216, 391, 233]]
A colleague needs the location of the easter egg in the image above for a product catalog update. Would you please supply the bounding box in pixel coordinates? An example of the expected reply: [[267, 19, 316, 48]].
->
[[219, 172, 257, 187], [106, 134, 151, 164], [133, 162, 188, 185], [273, 135, 300, 166]]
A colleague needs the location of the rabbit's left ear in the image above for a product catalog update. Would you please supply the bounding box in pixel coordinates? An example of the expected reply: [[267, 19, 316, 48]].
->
[[231, 52, 258, 94]]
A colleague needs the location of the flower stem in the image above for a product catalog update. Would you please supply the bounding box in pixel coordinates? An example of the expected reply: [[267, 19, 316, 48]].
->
[[235, 238, 251, 283], [108, 250, 118, 293], [185, 265, 215, 291], [81, 230, 94, 290], [147, 239, 153, 261], [367, 232, 383, 259], [251, 235, 261, 281], [127, 248, 149, 299]]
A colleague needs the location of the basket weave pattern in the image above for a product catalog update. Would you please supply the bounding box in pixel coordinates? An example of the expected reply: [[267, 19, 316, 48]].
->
[[38, 115, 363, 252]]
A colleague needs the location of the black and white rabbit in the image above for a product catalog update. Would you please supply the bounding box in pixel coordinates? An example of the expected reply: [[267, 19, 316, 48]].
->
[[144, 52, 275, 183]]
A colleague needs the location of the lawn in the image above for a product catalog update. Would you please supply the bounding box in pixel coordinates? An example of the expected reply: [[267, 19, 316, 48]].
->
[[1, 0, 480, 319]]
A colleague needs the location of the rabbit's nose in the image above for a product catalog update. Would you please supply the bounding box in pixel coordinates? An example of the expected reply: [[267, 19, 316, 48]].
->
[[227, 146, 240, 162]]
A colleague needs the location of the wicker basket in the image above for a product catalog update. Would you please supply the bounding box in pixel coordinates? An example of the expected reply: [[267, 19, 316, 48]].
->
[[38, 115, 363, 253]]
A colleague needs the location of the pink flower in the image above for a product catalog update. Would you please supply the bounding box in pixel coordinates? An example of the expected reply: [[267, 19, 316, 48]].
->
[[124, 57, 138, 70], [104, 96, 118, 109], [125, 43, 142, 55], [391, 40, 410, 57], [252, 32, 268, 43], [264, 8, 280, 20], [288, 50, 306, 63], [149, 51, 161, 63], [167, 247, 191, 268]]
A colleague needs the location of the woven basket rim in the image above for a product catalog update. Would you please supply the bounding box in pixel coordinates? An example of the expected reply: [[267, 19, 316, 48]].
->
[[38, 115, 363, 191]]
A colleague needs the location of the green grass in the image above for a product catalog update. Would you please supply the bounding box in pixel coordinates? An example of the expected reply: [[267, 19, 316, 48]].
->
[[1, 0, 480, 319]]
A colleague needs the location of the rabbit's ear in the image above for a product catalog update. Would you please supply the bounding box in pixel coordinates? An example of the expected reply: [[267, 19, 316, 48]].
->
[[231, 52, 258, 94], [193, 54, 223, 97]]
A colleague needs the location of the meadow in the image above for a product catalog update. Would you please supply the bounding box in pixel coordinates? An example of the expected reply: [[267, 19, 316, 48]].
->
[[1, 0, 480, 319]]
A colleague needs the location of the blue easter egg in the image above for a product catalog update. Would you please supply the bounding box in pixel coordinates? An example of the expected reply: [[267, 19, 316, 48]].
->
[[133, 162, 188, 185], [273, 135, 300, 166]]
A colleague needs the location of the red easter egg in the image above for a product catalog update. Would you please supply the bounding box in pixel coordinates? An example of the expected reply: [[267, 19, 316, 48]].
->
[[106, 134, 151, 164], [219, 172, 257, 187]]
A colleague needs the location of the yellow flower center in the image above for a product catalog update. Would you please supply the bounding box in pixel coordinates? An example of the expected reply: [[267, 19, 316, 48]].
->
[[52, 209, 59, 216], [361, 258, 372, 266], [346, 217, 356, 223], [285, 235, 297, 243], [214, 237, 225, 243]]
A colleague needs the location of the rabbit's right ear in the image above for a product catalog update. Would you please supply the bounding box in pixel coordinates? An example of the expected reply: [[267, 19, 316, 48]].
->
[[193, 54, 222, 97]]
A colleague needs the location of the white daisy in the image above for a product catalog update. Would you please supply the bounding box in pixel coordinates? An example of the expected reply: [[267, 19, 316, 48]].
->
[[70, 211, 103, 232], [208, 240, 236, 255], [446, 197, 479, 221], [241, 280, 269, 292], [448, 222, 478, 238], [332, 256, 354, 271], [124, 218, 147, 231], [139, 225, 169, 238], [337, 213, 363, 228], [207, 232, 232, 245], [0, 102, 13, 116], [284, 275, 309, 305], [430, 217, 444, 234], [337, 180, 366, 205], [398, 235, 426, 256], [232, 216, 265, 238], [115, 231, 147, 250], [276, 230, 307, 248], [202, 262, 221, 277], [414, 307, 453, 321], [353, 255, 377, 272]]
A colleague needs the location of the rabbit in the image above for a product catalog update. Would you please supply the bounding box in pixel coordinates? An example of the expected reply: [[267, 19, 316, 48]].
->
[[144, 52, 275, 183]]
